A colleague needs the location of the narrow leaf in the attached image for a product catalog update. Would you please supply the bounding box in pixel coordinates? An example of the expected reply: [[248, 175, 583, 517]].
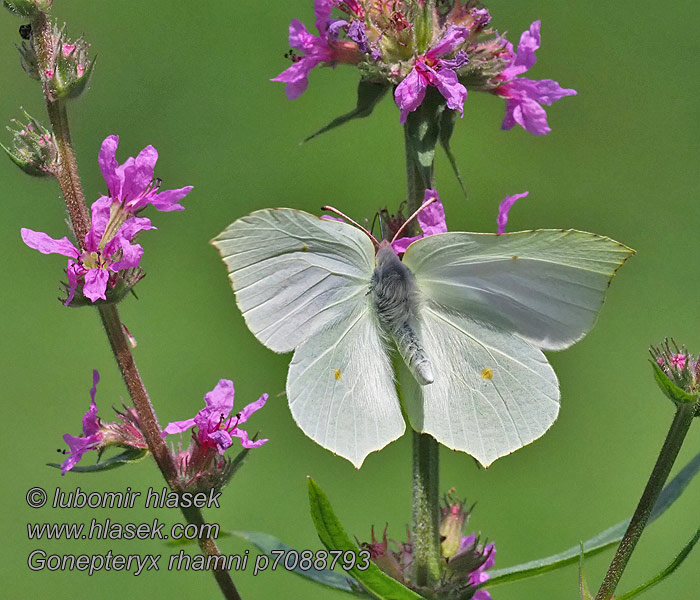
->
[[438, 109, 467, 199], [304, 80, 390, 143], [578, 543, 594, 600], [47, 447, 149, 473], [404, 87, 445, 191], [308, 477, 425, 600], [485, 449, 700, 587], [615, 527, 700, 599], [233, 530, 359, 594]]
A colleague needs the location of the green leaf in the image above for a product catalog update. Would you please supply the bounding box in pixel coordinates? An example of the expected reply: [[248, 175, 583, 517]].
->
[[650, 360, 699, 404], [308, 477, 425, 600], [438, 109, 467, 199], [47, 447, 149, 473], [303, 80, 390, 143], [615, 527, 700, 599], [485, 449, 700, 587], [578, 543, 594, 600], [233, 530, 360, 595], [404, 87, 445, 192]]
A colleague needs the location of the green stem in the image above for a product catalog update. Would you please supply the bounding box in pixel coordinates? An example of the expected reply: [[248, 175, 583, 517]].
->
[[412, 431, 442, 587], [594, 402, 696, 600], [30, 10, 242, 600]]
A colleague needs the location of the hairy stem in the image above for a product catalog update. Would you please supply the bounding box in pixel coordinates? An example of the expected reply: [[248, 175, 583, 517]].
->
[[412, 431, 442, 587], [31, 9, 242, 599], [594, 402, 696, 600], [32, 12, 90, 247]]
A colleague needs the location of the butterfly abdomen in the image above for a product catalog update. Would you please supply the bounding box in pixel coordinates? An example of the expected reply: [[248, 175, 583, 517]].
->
[[371, 243, 434, 385]]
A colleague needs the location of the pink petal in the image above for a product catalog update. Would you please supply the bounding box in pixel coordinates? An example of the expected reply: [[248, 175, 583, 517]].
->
[[514, 21, 541, 72], [118, 217, 155, 242], [395, 68, 428, 124], [428, 26, 470, 58], [208, 429, 234, 454], [98, 135, 121, 197], [314, 0, 334, 35], [391, 235, 421, 254], [21, 228, 78, 258], [64, 260, 80, 305], [231, 427, 268, 449], [150, 186, 193, 212], [203, 379, 235, 414], [271, 57, 321, 100], [110, 239, 143, 271], [288, 18, 318, 52], [162, 418, 196, 437], [82, 268, 109, 302], [434, 68, 467, 115], [85, 196, 113, 250], [497, 191, 529, 234], [122, 145, 157, 202], [236, 393, 269, 424], [417, 190, 448, 235]]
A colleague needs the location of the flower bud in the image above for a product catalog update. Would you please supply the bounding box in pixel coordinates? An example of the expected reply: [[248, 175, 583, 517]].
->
[[2, 0, 52, 18], [40, 24, 95, 100], [1, 111, 57, 176], [649, 339, 700, 406], [440, 494, 471, 558], [362, 525, 405, 582]]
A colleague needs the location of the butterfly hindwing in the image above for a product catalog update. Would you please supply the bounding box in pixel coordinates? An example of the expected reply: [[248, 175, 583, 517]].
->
[[400, 305, 560, 467], [288, 306, 405, 468]]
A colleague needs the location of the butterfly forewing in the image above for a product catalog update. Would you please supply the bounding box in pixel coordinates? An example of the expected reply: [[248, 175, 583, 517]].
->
[[403, 230, 634, 351], [212, 209, 375, 353]]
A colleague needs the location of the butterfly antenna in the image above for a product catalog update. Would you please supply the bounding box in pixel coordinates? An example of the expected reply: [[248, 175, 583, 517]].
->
[[390, 195, 438, 244], [321, 205, 380, 248]]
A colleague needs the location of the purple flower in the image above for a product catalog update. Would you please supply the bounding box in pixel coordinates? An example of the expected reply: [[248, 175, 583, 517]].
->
[[392, 188, 447, 254], [272, 0, 365, 99], [99, 135, 193, 213], [22, 196, 150, 304], [163, 379, 269, 453], [60, 370, 103, 474], [495, 21, 577, 135], [459, 535, 496, 600], [394, 26, 470, 124], [497, 191, 529, 234]]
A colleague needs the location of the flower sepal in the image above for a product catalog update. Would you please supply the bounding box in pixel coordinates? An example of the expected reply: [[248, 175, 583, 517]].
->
[[650, 360, 699, 406], [2, 110, 57, 176], [649, 341, 700, 407], [2, 0, 51, 18], [61, 266, 145, 308]]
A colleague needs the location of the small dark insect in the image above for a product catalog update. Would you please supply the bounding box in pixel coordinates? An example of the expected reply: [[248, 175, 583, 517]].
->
[[19, 24, 32, 40]]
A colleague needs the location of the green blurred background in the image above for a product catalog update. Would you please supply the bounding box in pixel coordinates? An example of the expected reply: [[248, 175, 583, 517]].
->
[[1, 1, 698, 598]]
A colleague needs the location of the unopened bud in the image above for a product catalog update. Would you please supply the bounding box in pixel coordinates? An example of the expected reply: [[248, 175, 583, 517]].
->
[[2, 111, 57, 176]]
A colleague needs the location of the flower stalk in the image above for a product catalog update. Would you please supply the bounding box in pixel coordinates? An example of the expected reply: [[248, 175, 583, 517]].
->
[[29, 7, 242, 599], [412, 430, 442, 587], [594, 401, 697, 600]]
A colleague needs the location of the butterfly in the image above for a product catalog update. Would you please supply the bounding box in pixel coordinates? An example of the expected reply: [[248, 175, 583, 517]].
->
[[212, 206, 633, 468]]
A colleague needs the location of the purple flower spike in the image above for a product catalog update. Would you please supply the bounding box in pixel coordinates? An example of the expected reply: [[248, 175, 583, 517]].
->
[[460, 535, 496, 600], [497, 191, 529, 234], [99, 135, 193, 213], [392, 189, 447, 254], [164, 379, 269, 454], [394, 26, 470, 123], [496, 22, 577, 135]]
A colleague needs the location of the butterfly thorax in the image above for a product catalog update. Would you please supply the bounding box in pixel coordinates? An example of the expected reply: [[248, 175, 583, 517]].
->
[[371, 242, 434, 385]]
